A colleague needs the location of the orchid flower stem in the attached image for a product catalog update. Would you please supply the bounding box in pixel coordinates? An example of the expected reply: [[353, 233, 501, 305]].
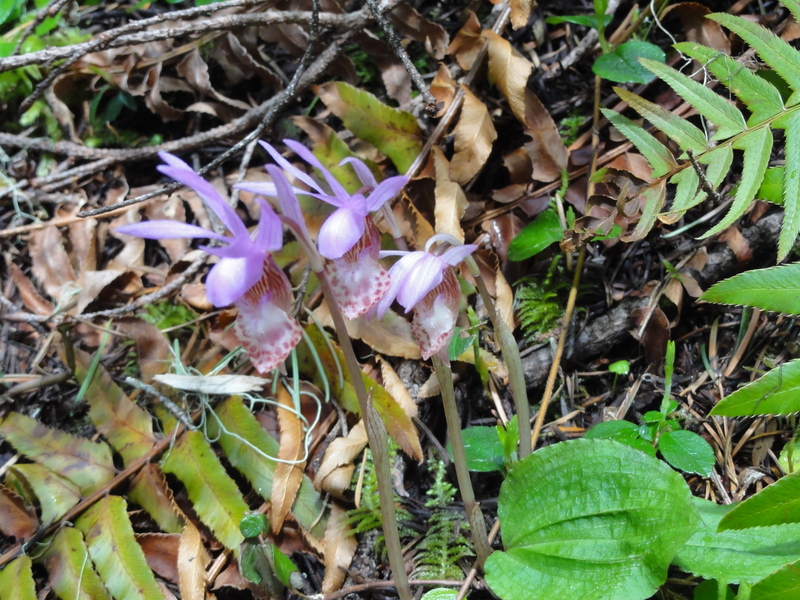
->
[[431, 352, 492, 568], [315, 271, 413, 600], [463, 256, 531, 459]]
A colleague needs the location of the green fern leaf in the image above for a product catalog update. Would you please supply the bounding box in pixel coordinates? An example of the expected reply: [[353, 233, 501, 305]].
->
[[675, 42, 784, 125], [41, 528, 112, 600], [75, 496, 165, 600], [641, 59, 746, 140], [616, 87, 709, 152], [709, 358, 800, 417], [601, 109, 677, 177], [668, 168, 700, 215], [0, 555, 37, 600], [161, 430, 248, 551], [703, 127, 772, 237], [709, 13, 800, 97], [780, 112, 800, 260], [6, 464, 81, 526]]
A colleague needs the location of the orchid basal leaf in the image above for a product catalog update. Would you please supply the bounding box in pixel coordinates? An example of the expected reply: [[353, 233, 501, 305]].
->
[[674, 42, 784, 126], [601, 109, 677, 178], [41, 527, 112, 600], [780, 112, 800, 260], [708, 358, 800, 417], [641, 59, 746, 140], [0, 555, 37, 600], [616, 87, 709, 153], [6, 464, 81, 525], [75, 496, 165, 600], [700, 261, 800, 314], [161, 430, 248, 551], [718, 469, 800, 530], [709, 13, 800, 96], [0, 412, 115, 495]]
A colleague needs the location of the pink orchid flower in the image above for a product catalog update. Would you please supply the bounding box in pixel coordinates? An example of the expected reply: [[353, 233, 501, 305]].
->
[[237, 140, 408, 320], [115, 152, 301, 373], [376, 243, 477, 360]]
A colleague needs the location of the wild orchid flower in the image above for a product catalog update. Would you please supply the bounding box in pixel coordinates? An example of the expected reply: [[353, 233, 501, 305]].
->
[[236, 140, 408, 320], [376, 242, 477, 360], [115, 152, 301, 373]]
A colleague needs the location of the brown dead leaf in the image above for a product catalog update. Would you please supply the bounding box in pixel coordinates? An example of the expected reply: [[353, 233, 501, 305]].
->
[[388, 3, 449, 59], [359, 34, 411, 106], [178, 521, 211, 600], [632, 307, 670, 367], [430, 64, 457, 117], [509, 0, 535, 29], [314, 421, 368, 498], [450, 85, 497, 185], [448, 11, 483, 71], [503, 147, 534, 184], [0, 485, 38, 541], [665, 3, 730, 53], [495, 264, 515, 331], [432, 147, 468, 242], [138, 533, 180, 584], [322, 502, 357, 594], [719, 226, 752, 263], [144, 195, 188, 263], [8, 261, 54, 316], [378, 357, 417, 418], [29, 226, 77, 306], [117, 318, 173, 381], [271, 384, 306, 534]]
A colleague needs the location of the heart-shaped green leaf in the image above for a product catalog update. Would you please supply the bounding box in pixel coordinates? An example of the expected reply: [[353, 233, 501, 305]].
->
[[592, 41, 666, 84]]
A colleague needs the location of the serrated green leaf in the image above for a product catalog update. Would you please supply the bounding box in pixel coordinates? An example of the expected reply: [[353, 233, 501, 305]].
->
[[0, 412, 115, 495], [593, 41, 665, 84], [210, 396, 326, 540], [780, 112, 800, 260], [674, 498, 800, 584], [658, 430, 715, 476], [601, 108, 677, 178], [127, 464, 185, 534], [718, 470, 800, 530], [701, 263, 800, 314], [0, 555, 36, 600], [669, 167, 700, 213], [41, 527, 112, 600], [642, 59, 746, 140], [75, 496, 165, 600], [616, 87, 709, 153], [6, 464, 81, 525], [710, 13, 800, 95], [704, 127, 772, 237], [484, 439, 698, 600], [508, 208, 563, 260], [313, 81, 423, 173], [674, 42, 783, 125], [750, 559, 800, 600], [161, 430, 247, 551], [710, 359, 800, 417]]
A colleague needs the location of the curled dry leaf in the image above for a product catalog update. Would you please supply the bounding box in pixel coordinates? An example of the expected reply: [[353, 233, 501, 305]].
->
[[432, 147, 469, 242], [450, 85, 497, 185], [178, 522, 211, 600], [314, 421, 368, 498], [138, 533, 180, 584], [357, 33, 412, 106], [29, 227, 77, 307], [271, 384, 307, 534], [482, 29, 568, 182], [509, 0, 535, 30], [0, 485, 38, 541], [430, 64, 457, 116], [448, 11, 483, 71], [378, 357, 417, 418], [322, 502, 358, 594], [153, 374, 267, 395], [8, 262, 54, 316], [388, 3, 449, 59], [664, 3, 730, 53]]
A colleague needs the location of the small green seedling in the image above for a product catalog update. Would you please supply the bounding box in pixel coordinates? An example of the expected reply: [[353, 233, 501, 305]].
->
[[239, 513, 302, 596], [457, 415, 520, 474], [586, 342, 715, 476]]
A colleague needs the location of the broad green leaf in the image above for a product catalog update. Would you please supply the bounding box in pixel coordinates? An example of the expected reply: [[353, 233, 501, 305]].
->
[[601, 109, 677, 178], [211, 396, 326, 540], [693, 580, 735, 600], [674, 498, 800, 584], [420, 590, 460, 600], [508, 208, 563, 260], [779, 438, 800, 473], [74, 348, 156, 465], [41, 527, 112, 600], [718, 469, 800, 530], [642, 58, 746, 140], [161, 430, 247, 551], [458, 426, 504, 472], [545, 14, 612, 28], [75, 496, 165, 600], [658, 430, 715, 476], [592, 41, 665, 85], [584, 420, 657, 456], [710, 359, 800, 417], [6, 464, 81, 525], [702, 263, 800, 314], [313, 81, 423, 173], [617, 87, 709, 153], [704, 127, 772, 237], [484, 439, 698, 600], [710, 13, 800, 95], [128, 464, 186, 534], [674, 42, 783, 126], [750, 560, 800, 600], [0, 412, 115, 495], [780, 112, 800, 261], [759, 167, 785, 204], [0, 555, 36, 600]]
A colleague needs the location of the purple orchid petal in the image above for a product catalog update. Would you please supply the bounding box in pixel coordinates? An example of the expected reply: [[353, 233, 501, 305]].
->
[[396, 254, 445, 310], [235, 180, 309, 198], [364, 175, 409, 211], [264, 165, 310, 240], [116, 220, 228, 241], [259, 141, 322, 193], [439, 244, 478, 266], [283, 139, 349, 201], [339, 156, 378, 189], [254, 199, 283, 251], [375, 251, 428, 317], [205, 254, 266, 307], [318, 206, 366, 259]]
